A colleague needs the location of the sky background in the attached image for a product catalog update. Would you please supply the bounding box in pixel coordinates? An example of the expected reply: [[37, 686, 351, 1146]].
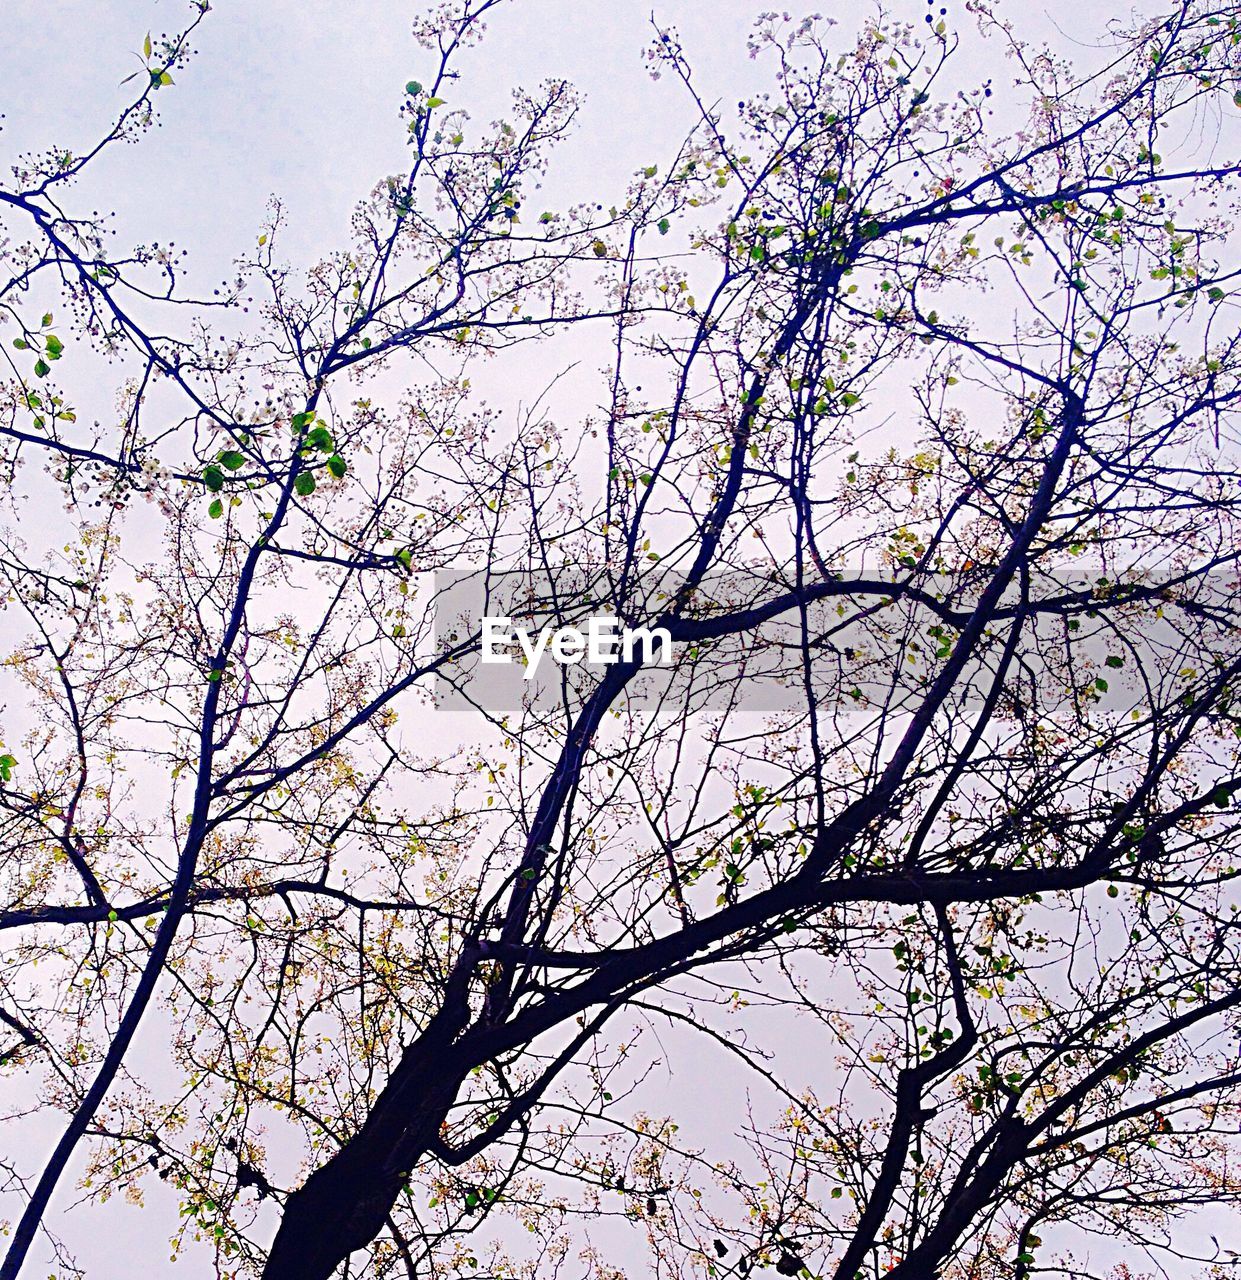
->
[[0, 1, 1179, 1276], [1, 0, 1124, 302]]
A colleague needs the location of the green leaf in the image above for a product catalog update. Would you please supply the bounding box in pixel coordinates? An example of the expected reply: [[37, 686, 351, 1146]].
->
[[218, 450, 245, 471], [208, 498, 224, 519], [426, 97, 445, 108], [306, 425, 334, 452], [406, 80, 422, 95], [203, 465, 225, 492], [0, 754, 16, 783], [144, 32, 152, 58], [12, 338, 28, 350], [1208, 286, 1226, 302], [326, 454, 347, 478], [34, 358, 50, 378], [291, 411, 315, 431], [44, 334, 63, 359], [1094, 677, 1109, 693], [294, 471, 316, 496], [1105, 655, 1124, 668], [658, 218, 671, 235], [41, 313, 52, 327]]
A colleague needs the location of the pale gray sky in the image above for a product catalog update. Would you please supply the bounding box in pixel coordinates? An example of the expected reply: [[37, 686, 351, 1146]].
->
[[2, 0, 1136, 291], [0, 1, 1186, 1276]]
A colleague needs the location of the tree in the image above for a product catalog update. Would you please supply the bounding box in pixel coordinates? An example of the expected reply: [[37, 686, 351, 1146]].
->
[[2, 1, 1241, 1277]]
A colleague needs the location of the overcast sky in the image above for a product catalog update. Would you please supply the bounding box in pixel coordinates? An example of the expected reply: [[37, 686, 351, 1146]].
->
[[2, 0, 1135, 293], [0, 1, 1177, 1276]]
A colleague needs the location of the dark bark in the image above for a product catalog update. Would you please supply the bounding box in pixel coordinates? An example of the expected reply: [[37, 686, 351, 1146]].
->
[[265, 1029, 469, 1280]]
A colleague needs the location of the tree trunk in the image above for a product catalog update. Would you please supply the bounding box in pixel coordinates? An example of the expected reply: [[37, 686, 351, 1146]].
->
[[264, 1009, 469, 1280]]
